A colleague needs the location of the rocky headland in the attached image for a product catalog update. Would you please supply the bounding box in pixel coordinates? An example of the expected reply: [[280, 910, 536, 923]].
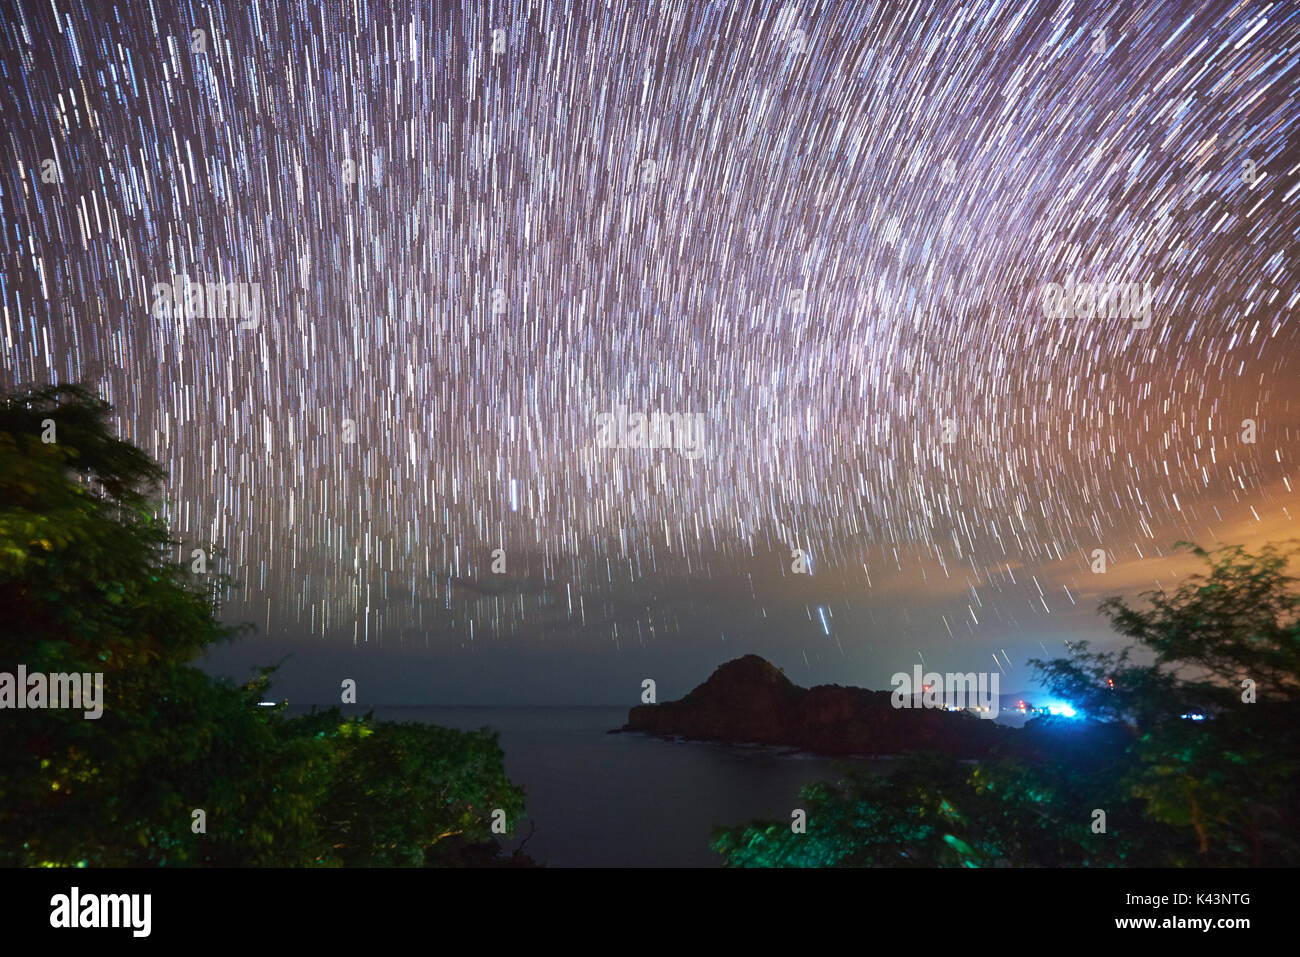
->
[[618, 654, 1035, 758]]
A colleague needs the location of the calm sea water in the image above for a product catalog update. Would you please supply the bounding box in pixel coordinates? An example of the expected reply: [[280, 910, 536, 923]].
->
[[312, 705, 890, 867]]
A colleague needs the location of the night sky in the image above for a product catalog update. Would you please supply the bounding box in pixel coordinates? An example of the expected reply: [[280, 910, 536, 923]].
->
[[3, 0, 1297, 705]]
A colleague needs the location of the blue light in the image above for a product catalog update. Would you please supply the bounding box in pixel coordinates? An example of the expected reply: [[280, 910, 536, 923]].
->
[[1045, 701, 1079, 718], [1180, 713, 1206, 721]]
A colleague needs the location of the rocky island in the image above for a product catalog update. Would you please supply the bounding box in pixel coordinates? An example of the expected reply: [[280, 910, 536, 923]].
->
[[618, 655, 1026, 758]]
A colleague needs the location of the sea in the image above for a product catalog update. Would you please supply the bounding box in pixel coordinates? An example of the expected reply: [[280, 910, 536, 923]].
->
[[294, 705, 893, 867]]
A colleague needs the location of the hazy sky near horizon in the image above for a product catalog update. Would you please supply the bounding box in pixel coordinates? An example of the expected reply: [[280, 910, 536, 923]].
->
[[5, 0, 1297, 706], [200, 478, 1298, 706]]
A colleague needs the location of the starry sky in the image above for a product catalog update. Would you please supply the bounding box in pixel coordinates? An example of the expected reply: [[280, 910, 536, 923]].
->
[[2, 0, 1297, 705]]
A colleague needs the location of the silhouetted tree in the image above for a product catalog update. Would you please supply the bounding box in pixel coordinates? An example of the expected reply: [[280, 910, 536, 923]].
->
[[714, 541, 1300, 866], [0, 384, 526, 866]]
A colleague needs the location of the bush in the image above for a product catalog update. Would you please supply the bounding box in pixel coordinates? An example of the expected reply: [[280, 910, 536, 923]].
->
[[713, 541, 1300, 867], [0, 384, 527, 867]]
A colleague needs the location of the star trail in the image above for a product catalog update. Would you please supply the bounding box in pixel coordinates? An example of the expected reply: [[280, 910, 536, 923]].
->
[[2, 0, 1297, 681]]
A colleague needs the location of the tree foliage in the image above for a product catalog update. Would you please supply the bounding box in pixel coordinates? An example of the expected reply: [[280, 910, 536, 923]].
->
[[714, 541, 1300, 866], [0, 384, 528, 867]]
